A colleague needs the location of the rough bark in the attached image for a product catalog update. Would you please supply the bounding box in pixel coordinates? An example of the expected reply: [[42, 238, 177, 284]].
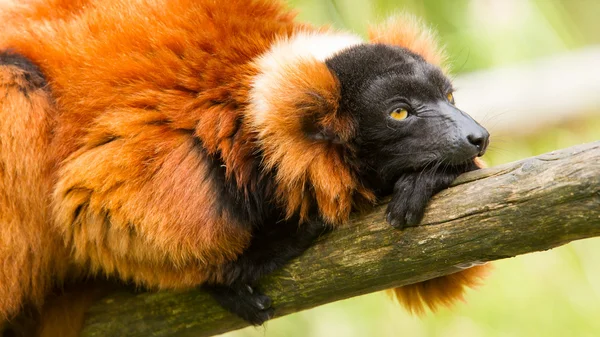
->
[[81, 141, 600, 337]]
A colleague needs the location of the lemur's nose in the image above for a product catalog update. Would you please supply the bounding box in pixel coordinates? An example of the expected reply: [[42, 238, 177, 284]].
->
[[467, 129, 490, 156]]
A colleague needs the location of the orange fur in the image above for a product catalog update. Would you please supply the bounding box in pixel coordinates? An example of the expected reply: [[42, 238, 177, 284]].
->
[[36, 280, 116, 337], [0, 0, 488, 334], [2, 0, 301, 289], [248, 57, 375, 223], [388, 264, 491, 315], [0, 57, 70, 322], [0, 0, 303, 330], [369, 14, 447, 68]]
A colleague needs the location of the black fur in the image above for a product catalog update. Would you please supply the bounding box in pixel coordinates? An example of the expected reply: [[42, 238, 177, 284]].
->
[[0, 51, 47, 94], [215, 218, 329, 287], [198, 141, 330, 324], [206, 284, 274, 325], [206, 219, 329, 325], [326, 44, 488, 227], [195, 137, 275, 227], [385, 161, 478, 228], [192, 44, 489, 325]]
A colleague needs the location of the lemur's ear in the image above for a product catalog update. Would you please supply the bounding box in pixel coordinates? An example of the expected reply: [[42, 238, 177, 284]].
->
[[368, 14, 446, 68], [249, 33, 358, 147], [247, 32, 368, 224], [249, 58, 353, 144]]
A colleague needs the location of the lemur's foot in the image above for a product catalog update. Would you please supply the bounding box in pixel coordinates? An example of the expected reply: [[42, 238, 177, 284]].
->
[[207, 284, 274, 325]]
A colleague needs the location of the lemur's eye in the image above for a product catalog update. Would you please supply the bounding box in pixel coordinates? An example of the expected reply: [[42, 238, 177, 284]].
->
[[390, 108, 409, 120], [446, 92, 455, 105]]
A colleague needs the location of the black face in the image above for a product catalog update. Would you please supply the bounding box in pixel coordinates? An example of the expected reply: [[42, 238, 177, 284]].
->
[[326, 44, 489, 188]]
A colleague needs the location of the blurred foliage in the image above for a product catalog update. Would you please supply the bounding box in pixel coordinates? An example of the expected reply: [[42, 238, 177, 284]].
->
[[288, 0, 600, 73], [220, 1, 600, 336]]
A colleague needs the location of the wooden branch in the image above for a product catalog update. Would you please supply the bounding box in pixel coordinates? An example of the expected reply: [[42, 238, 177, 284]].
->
[[81, 141, 600, 337]]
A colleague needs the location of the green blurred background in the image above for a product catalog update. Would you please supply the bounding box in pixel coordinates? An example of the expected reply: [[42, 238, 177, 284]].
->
[[221, 0, 600, 336]]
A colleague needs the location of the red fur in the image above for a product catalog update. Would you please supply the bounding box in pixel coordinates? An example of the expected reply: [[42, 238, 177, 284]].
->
[[0, 0, 488, 335], [1, 0, 302, 331], [0, 59, 70, 324], [368, 14, 447, 68], [388, 265, 491, 315], [248, 58, 375, 223], [2, 0, 301, 282], [36, 280, 116, 337]]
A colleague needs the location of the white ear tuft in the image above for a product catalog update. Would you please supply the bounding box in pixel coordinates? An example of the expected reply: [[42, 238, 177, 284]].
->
[[250, 30, 362, 128]]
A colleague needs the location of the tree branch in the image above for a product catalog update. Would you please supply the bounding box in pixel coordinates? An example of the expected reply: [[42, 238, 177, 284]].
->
[[81, 141, 600, 337]]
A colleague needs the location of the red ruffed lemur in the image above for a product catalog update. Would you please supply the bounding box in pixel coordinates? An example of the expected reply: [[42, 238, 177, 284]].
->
[[0, 0, 490, 335]]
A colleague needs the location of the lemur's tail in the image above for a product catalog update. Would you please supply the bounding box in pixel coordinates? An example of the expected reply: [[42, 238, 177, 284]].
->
[[388, 264, 490, 315]]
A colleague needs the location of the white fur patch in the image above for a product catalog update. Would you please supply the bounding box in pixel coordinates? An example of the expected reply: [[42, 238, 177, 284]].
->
[[249, 31, 363, 129], [270, 31, 364, 63]]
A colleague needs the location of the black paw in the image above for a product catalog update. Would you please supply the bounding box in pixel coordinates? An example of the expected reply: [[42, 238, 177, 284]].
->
[[385, 174, 429, 229], [385, 163, 480, 229], [206, 284, 275, 325]]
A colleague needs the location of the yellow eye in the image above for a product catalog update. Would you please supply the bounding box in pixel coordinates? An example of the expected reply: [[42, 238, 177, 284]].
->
[[447, 92, 455, 105], [390, 108, 408, 120]]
